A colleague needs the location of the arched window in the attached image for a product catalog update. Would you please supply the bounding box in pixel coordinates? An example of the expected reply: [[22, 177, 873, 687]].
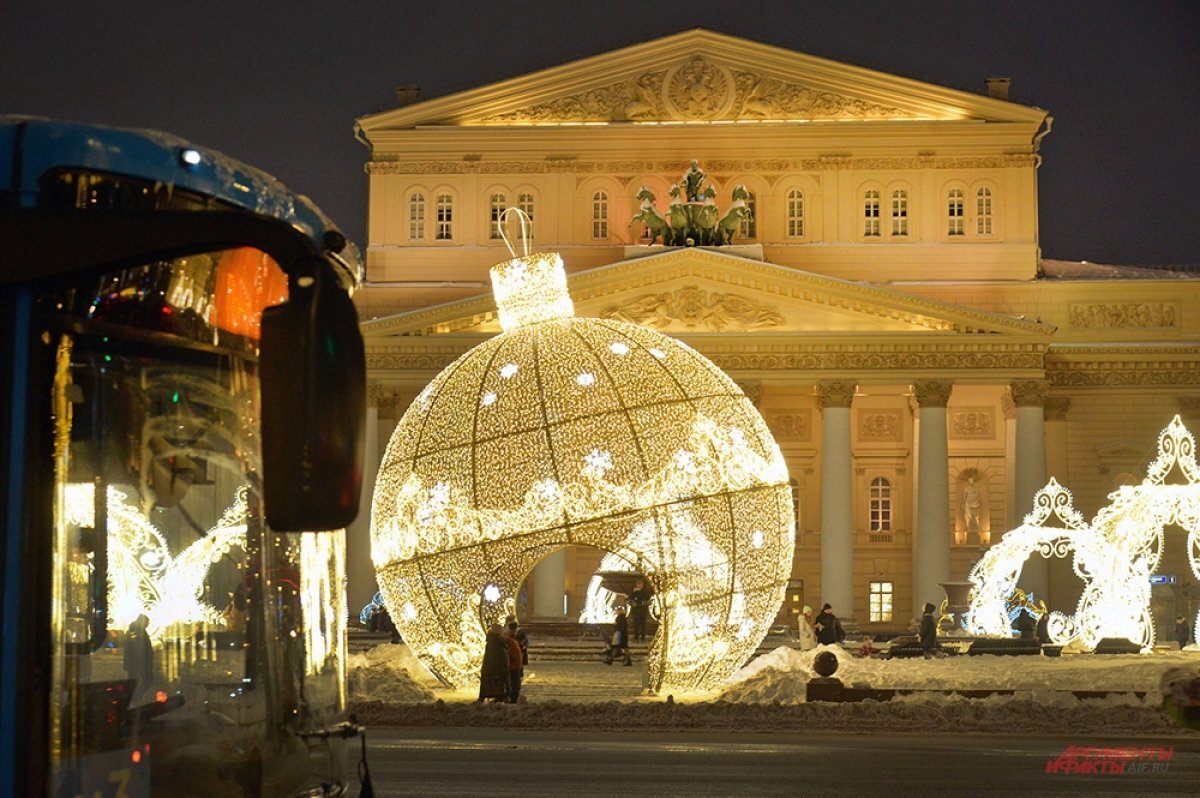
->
[[786, 189, 804, 238], [869, 477, 892, 532], [739, 191, 757, 239], [489, 193, 507, 240], [976, 187, 993, 235], [518, 193, 535, 242], [408, 193, 425, 241], [592, 191, 609, 239], [890, 190, 908, 236], [864, 190, 881, 237], [435, 194, 453, 240], [947, 189, 965, 236]]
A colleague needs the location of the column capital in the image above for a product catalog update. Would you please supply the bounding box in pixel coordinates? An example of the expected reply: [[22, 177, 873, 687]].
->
[[1043, 396, 1071, 421], [1178, 396, 1200, 421], [368, 382, 404, 417], [912, 380, 953, 408], [1010, 380, 1048, 408], [816, 381, 856, 409]]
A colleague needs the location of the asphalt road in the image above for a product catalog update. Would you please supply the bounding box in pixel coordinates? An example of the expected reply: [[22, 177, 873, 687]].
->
[[349, 728, 1200, 797]]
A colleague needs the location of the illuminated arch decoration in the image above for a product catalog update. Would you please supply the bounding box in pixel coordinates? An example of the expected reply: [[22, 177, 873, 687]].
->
[[965, 477, 1093, 640], [967, 416, 1200, 651], [370, 245, 794, 694]]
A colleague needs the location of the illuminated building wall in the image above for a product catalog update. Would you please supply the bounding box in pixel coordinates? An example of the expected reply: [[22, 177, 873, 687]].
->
[[348, 30, 1200, 632]]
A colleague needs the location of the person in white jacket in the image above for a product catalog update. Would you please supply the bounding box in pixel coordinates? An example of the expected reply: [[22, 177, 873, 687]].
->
[[798, 605, 817, 651]]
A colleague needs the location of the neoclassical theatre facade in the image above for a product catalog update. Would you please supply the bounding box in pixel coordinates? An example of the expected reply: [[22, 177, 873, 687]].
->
[[347, 30, 1200, 633]]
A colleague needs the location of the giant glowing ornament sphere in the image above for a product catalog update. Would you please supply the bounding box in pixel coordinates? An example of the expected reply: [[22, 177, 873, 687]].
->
[[371, 249, 794, 694]]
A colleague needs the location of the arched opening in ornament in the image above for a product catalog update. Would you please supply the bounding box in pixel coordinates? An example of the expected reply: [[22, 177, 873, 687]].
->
[[520, 544, 655, 630], [1047, 554, 1087, 615], [1152, 524, 1197, 643]]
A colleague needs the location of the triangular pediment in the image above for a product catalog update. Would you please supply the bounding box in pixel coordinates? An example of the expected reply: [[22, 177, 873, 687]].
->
[[361, 248, 1054, 341], [358, 29, 1046, 132]]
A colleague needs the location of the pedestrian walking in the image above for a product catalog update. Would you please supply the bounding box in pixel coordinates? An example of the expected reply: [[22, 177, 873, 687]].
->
[[605, 607, 632, 665]]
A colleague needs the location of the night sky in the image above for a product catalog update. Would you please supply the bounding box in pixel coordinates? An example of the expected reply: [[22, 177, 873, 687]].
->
[[3, 1, 1197, 265]]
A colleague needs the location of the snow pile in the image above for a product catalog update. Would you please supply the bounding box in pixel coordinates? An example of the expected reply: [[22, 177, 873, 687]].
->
[[719, 645, 1200, 704], [346, 643, 439, 703]]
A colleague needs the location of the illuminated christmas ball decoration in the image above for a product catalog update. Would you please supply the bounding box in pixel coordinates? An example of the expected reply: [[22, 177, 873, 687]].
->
[[371, 249, 794, 694], [966, 416, 1200, 651]]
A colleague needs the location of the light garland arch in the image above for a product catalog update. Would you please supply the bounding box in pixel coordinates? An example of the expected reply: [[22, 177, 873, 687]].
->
[[370, 237, 795, 694], [967, 415, 1200, 651]]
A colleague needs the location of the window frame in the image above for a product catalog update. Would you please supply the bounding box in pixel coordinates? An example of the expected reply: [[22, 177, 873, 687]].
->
[[591, 190, 609, 240], [869, 581, 894, 623], [408, 191, 426, 242], [434, 193, 454, 241], [786, 188, 804, 239]]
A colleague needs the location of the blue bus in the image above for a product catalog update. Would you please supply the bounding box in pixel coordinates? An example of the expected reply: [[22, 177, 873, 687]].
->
[[0, 117, 366, 796]]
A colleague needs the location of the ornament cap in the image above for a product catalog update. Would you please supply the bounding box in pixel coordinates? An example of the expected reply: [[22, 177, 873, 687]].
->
[[490, 251, 575, 330]]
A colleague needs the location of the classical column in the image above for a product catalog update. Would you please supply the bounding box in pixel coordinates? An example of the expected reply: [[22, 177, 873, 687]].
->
[[345, 384, 391, 618], [1043, 396, 1072, 610], [1043, 397, 1071, 481], [818, 381, 856, 618], [913, 381, 952, 619], [1012, 380, 1049, 599], [530, 551, 567, 619]]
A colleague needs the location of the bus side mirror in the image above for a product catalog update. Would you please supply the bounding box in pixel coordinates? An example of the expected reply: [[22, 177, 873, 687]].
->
[[260, 260, 365, 531]]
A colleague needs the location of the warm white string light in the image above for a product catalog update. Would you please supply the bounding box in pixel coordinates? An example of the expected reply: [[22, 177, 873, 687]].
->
[[967, 415, 1200, 651], [371, 251, 794, 694]]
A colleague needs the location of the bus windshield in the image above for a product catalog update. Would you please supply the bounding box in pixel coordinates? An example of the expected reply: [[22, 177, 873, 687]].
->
[[42, 247, 347, 794]]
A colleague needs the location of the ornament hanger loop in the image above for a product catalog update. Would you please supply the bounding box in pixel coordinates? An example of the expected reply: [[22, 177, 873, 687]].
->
[[499, 207, 531, 259]]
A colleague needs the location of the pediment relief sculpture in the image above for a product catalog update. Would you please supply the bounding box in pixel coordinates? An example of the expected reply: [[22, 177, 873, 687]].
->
[[478, 55, 914, 124], [600, 285, 784, 331]]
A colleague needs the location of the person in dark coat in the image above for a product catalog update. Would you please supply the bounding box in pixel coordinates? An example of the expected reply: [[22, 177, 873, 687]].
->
[[501, 626, 525, 702], [918, 602, 939, 658], [477, 624, 510, 702], [124, 613, 154, 702], [1014, 609, 1037, 639], [1177, 615, 1192, 649], [814, 603, 843, 646], [605, 607, 632, 665], [627, 578, 654, 642], [505, 615, 529, 666], [1035, 610, 1050, 644]]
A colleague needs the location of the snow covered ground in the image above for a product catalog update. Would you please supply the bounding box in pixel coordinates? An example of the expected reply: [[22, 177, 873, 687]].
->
[[348, 642, 1200, 736]]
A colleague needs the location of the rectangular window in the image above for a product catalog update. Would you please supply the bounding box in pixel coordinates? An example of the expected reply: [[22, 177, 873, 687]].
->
[[976, 188, 993, 235], [948, 190, 965, 236], [787, 190, 804, 238], [891, 191, 908, 236], [869, 581, 894, 623], [489, 194, 506, 240], [518, 193, 534, 242], [409, 194, 425, 241], [592, 192, 608, 239], [864, 191, 880, 237], [435, 194, 453, 240]]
